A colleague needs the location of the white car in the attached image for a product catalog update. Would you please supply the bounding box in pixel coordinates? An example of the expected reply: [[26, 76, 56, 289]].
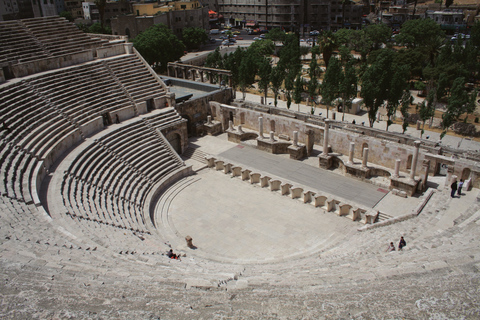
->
[[222, 40, 230, 46]]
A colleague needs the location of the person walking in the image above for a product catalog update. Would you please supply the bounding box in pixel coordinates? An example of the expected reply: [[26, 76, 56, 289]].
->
[[451, 180, 457, 198], [457, 179, 464, 196]]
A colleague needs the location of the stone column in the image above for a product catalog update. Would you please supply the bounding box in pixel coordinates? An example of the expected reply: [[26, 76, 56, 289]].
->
[[348, 142, 355, 164], [422, 159, 430, 190], [393, 159, 401, 178], [200, 71, 204, 82], [228, 120, 234, 131], [191, 69, 196, 81], [259, 117, 264, 138], [206, 115, 212, 125], [323, 120, 330, 155], [293, 131, 298, 147], [362, 148, 369, 168], [270, 131, 275, 142], [410, 141, 421, 181]]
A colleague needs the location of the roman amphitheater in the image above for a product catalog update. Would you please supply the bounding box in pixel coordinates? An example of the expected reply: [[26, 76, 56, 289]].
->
[[1, 17, 480, 319]]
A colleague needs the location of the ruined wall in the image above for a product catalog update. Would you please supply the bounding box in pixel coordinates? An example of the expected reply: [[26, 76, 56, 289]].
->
[[175, 88, 233, 136], [211, 101, 480, 180]]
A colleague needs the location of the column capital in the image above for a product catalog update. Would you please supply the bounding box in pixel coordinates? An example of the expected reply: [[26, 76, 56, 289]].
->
[[414, 140, 421, 148]]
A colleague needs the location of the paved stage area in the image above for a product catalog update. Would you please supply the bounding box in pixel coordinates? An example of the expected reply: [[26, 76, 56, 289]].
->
[[162, 170, 356, 264], [156, 134, 422, 263]]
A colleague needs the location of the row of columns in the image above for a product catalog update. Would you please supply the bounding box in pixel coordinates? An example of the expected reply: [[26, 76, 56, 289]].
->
[[168, 65, 232, 87], [259, 116, 422, 181]]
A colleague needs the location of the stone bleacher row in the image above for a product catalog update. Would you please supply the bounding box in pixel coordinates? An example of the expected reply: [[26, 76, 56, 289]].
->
[[0, 54, 167, 204], [0, 16, 105, 65], [61, 108, 185, 239]]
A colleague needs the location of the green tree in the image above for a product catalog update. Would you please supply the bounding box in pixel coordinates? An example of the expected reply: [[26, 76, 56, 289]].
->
[[224, 47, 244, 96], [416, 89, 436, 137], [133, 24, 185, 72], [265, 28, 285, 55], [60, 11, 74, 22], [257, 57, 272, 105], [385, 64, 409, 131], [400, 90, 412, 134], [238, 52, 257, 100], [360, 49, 395, 127], [293, 73, 303, 111], [249, 39, 275, 56], [307, 46, 321, 107], [321, 56, 342, 119], [88, 22, 111, 35], [278, 33, 301, 110], [182, 27, 208, 51], [94, 0, 106, 32], [318, 31, 337, 69], [441, 77, 477, 138], [270, 65, 285, 107], [338, 47, 358, 121]]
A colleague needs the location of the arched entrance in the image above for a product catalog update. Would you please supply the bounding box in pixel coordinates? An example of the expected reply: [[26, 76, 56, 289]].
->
[[166, 132, 182, 154]]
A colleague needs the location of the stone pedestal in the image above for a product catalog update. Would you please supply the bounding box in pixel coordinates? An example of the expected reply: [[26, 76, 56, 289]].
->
[[204, 121, 223, 136], [390, 177, 419, 196], [257, 137, 291, 154], [318, 154, 333, 169], [287, 144, 306, 160]]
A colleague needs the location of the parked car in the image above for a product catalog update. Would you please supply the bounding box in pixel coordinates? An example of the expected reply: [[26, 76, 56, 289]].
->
[[232, 31, 241, 35], [310, 30, 320, 36], [236, 37, 243, 40], [259, 34, 266, 39], [222, 40, 230, 46], [229, 38, 236, 43], [253, 37, 262, 41]]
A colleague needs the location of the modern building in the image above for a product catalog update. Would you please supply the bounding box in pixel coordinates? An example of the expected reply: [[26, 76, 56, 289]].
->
[[111, 5, 209, 38], [82, 1, 131, 25], [1, 0, 57, 21], [217, 0, 366, 33], [425, 9, 466, 32]]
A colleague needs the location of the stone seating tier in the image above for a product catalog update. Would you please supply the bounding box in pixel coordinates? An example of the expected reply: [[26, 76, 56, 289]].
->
[[60, 116, 185, 236]]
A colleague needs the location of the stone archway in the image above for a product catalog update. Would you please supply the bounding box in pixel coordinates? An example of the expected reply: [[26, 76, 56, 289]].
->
[[166, 132, 182, 154], [461, 168, 471, 181]]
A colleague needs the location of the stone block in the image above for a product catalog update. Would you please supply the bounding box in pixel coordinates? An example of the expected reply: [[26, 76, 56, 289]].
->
[[214, 160, 224, 171], [269, 179, 281, 191], [290, 187, 303, 199], [250, 173, 261, 184], [223, 163, 233, 174], [241, 169, 251, 181], [206, 156, 216, 168], [303, 191, 315, 203], [314, 195, 328, 208], [260, 176, 271, 188], [281, 183, 292, 195], [231, 166, 242, 177]]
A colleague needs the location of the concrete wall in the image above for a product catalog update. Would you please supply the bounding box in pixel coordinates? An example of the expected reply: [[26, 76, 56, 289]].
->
[[10, 50, 94, 78], [96, 44, 127, 59]]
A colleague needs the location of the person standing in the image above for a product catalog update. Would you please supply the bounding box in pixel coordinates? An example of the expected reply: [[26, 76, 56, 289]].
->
[[398, 236, 406, 250], [457, 179, 464, 196], [451, 180, 457, 198]]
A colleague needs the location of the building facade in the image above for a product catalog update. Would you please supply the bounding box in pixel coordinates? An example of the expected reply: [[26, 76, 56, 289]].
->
[[218, 0, 366, 33], [111, 5, 209, 39]]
